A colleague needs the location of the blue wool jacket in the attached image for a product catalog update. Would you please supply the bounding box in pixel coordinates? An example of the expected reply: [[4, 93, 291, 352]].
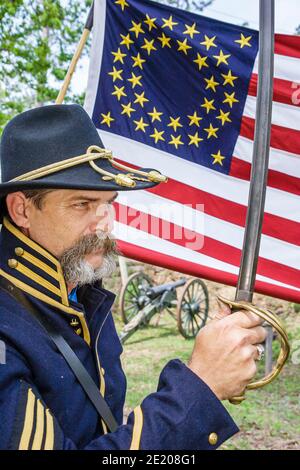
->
[[0, 216, 238, 450]]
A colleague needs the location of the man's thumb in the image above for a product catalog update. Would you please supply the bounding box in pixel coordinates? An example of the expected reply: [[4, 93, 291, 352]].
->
[[214, 299, 232, 320]]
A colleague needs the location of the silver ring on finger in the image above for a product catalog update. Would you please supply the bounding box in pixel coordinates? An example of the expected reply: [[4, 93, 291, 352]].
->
[[256, 344, 265, 361]]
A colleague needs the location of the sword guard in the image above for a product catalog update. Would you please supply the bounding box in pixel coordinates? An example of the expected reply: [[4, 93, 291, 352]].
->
[[217, 295, 290, 405]]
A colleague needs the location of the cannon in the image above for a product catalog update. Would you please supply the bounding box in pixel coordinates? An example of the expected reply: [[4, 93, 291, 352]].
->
[[119, 272, 209, 344]]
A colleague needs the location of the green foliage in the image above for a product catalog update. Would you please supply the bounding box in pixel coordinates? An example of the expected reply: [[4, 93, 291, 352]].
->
[[0, 0, 92, 133]]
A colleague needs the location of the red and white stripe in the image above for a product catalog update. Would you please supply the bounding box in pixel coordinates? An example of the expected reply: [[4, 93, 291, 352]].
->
[[85, 1, 300, 303]]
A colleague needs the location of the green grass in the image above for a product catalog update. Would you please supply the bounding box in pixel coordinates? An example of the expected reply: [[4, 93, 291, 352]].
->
[[114, 311, 300, 450], [119, 319, 193, 406]]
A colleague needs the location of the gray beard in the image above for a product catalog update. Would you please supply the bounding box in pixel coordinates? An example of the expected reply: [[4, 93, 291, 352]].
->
[[58, 232, 119, 287], [62, 253, 117, 286]]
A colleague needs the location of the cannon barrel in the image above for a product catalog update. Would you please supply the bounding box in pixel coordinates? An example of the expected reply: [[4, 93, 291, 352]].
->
[[146, 277, 186, 299]]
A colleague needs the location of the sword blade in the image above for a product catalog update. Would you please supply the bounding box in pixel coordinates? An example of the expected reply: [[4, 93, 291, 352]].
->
[[236, 0, 275, 303]]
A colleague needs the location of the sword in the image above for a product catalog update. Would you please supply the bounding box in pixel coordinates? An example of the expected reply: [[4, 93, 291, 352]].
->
[[218, 0, 290, 404]]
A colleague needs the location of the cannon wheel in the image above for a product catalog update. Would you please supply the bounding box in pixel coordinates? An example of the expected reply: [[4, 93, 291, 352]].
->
[[177, 278, 209, 339], [120, 272, 153, 324]]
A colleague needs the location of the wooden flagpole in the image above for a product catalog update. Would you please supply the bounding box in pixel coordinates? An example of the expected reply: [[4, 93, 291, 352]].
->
[[55, 2, 94, 104]]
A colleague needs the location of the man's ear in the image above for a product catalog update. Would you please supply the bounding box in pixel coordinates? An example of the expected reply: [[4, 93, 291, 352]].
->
[[5, 192, 31, 229]]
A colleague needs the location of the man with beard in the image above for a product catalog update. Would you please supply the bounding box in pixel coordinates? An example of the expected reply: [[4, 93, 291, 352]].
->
[[0, 104, 266, 450]]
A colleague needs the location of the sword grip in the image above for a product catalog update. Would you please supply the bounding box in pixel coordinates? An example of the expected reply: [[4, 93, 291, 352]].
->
[[217, 295, 290, 405]]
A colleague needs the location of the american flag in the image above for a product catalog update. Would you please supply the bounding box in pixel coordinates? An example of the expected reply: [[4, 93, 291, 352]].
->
[[84, 0, 300, 303]]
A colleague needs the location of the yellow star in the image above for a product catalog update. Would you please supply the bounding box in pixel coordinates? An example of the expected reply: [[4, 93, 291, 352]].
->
[[111, 85, 127, 101], [111, 48, 127, 64], [167, 117, 183, 132], [169, 134, 184, 149], [204, 123, 219, 139], [201, 97, 216, 114], [144, 14, 157, 31], [177, 38, 192, 55], [221, 70, 238, 87], [162, 15, 178, 31], [141, 38, 157, 55], [193, 53, 209, 71], [101, 111, 114, 127], [148, 107, 163, 122], [204, 75, 220, 92], [223, 91, 239, 108], [108, 66, 123, 82], [115, 0, 129, 11], [188, 131, 203, 147], [120, 33, 134, 50], [134, 91, 149, 108], [187, 111, 203, 127], [158, 32, 172, 48], [133, 117, 149, 132], [131, 52, 146, 70], [121, 102, 136, 117], [211, 150, 226, 165], [129, 20, 145, 38], [235, 33, 252, 48], [183, 22, 200, 39], [213, 49, 231, 66], [150, 128, 165, 143], [216, 109, 232, 126], [200, 35, 217, 51], [127, 72, 142, 88]]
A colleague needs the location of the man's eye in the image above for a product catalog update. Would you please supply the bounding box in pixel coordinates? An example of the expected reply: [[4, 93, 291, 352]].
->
[[74, 202, 88, 208]]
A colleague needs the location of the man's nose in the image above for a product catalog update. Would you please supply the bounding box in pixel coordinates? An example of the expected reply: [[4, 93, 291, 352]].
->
[[92, 204, 115, 234], [88, 220, 111, 236]]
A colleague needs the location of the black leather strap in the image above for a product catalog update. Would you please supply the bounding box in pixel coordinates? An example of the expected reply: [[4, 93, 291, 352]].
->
[[0, 276, 118, 433]]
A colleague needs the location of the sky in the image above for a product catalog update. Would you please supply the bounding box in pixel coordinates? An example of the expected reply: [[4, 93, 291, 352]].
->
[[70, 0, 300, 95]]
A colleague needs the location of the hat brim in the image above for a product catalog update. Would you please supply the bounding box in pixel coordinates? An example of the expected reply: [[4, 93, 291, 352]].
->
[[0, 158, 163, 195]]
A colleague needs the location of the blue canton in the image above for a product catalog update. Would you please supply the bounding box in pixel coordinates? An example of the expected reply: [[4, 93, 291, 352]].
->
[[92, 0, 258, 175]]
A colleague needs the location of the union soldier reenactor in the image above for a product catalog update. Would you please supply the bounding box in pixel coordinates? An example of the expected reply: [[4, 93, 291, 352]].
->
[[0, 104, 266, 449]]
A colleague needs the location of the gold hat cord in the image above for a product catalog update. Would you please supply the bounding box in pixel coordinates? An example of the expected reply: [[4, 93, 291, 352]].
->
[[9, 145, 168, 188]]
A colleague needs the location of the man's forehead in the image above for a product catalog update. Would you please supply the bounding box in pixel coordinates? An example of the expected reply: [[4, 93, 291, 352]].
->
[[63, 189, 118, 202]]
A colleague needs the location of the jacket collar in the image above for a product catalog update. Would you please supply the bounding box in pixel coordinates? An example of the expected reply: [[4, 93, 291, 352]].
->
[[0, 217, 117, 346], [0, 216, 69, 306]]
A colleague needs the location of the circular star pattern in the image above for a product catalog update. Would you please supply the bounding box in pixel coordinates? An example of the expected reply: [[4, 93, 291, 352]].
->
[[103, 2, 252, 167]]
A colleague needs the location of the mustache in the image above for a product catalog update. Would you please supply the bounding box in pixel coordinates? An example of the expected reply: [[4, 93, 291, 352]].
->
[[58, 232, 119, 286], [58, 232, 120, 264]]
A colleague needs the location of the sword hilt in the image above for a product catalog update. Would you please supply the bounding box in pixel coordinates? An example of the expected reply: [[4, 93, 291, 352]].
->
[[217, 295, 290, 405]]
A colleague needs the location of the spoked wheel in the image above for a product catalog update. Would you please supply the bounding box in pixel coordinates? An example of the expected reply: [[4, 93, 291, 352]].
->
[[177, 278, 209, 339], [120, 272, 153, 324]]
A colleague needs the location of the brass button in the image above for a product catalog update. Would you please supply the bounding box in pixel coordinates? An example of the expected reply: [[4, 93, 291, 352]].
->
[[101, 367, 105, 376], [15, 247, 24, 257], [208, 432, 218, 445], [70, 318, 80, 327], [75, 328, 82, 336], [8, 259, 18, 269]]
